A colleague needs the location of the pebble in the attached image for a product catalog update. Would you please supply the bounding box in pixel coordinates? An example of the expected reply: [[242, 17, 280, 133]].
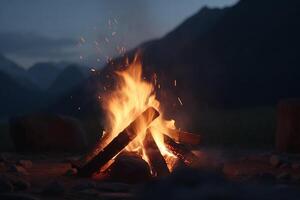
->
[[276, 172, 290, 180], [42, 180, 65, 196], [17, 160, 33, 169], [270, 155, 282, 168], [8, 165, 29, 175], [292, 163, 300, 170], [0, 162, 6, 169]]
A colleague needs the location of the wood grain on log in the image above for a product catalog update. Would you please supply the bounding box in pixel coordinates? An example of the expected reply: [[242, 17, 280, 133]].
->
[[77, 107, 159, 177], [143, 129, 170, 177], [163, 134, 198, 167], [167, 128, 201, 145]]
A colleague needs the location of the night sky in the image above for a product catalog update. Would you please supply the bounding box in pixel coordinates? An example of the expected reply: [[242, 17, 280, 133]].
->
[[0, 0, 238, 68]]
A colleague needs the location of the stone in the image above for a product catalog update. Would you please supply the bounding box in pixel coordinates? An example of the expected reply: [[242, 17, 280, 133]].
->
[[0, 176, 13, 193], [270, 155, 282, 168], [10, 114, 88, 152], [64, 168, 78, 176], [292, 163, 300, 170], [279, 163, 290, 169], [276, 172, 290, 180], [0, 162, 6, 170], [17, 160, 33, 169], [42, 180, 65, 196], [107, 152, 151, 183], [8, 165, 29, 175], [9, 176, 30, 191], [276, 99, 300, 153]]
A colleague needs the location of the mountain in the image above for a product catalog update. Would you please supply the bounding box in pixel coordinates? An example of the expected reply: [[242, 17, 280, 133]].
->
[[27, 62, 62, 89], [0, 71, 41, 119], [51, 0, 300, 125], [48, 64, 87, 97], [0, 54, 37, 90]]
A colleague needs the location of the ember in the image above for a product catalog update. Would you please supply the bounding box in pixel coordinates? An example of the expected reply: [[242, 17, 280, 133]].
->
[[76, 54, 200, 178]]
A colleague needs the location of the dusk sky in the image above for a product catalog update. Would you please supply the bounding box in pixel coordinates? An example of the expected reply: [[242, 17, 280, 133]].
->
[[0, 0, 238, 68]]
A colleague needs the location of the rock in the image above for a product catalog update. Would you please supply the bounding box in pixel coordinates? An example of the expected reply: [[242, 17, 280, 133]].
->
[[279, 163, 290, 169], [42, 180, 65, 196], [0, 176, 13, 193], [270, 155, 282, 168], [71, 181, 96, 191], [276, 99, 300, 153], [9, 114, 88, 153], [0, 162, 6, 170], [9, 176, 30, 191], [64, 168, 77, 176], [17, 160, 33, 169], [276, 172, 290, 180], [292, 163, 300, 170], [0, 193, 39, 200], [8, 165, 28, 175], [108, 152, 151, 183]]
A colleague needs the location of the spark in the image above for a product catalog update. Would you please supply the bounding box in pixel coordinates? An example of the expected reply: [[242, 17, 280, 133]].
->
[[78, 107, 81, 110], [158, 84, 161, 89], [177, 97, 183, 106], [79, 55, 83, 60], [90, 68, 96, 72], [174, 80, 177, 87], [80, 37, 86, 43], [114, 18, 118, 24]]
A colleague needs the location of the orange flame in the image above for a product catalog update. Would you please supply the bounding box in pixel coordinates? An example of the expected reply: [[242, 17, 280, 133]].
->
[[100, 54, 178, 172]]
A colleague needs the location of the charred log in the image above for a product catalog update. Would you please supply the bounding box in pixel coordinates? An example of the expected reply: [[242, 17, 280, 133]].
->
[[143, 129, 170, 177], [163, 134, 198, 167], [77, 107, 159, 177], [167, 128, 201, 146]]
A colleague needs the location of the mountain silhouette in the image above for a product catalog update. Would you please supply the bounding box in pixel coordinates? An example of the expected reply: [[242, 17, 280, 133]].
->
[[48, 64, 87, 97], [49, 0, 300, 127]]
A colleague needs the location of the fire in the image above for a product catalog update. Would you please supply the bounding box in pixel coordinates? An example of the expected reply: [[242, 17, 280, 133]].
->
[[100, 54, 178, 172]]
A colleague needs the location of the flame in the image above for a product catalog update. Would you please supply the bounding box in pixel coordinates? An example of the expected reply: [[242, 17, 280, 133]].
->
[[100, 54, 178, 172]]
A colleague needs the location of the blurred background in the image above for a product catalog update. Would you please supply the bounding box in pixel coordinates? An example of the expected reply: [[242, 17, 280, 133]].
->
[[0, 0, 299, 152]]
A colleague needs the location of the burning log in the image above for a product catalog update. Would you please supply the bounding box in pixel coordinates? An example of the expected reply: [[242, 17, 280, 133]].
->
[[143, 129, 170, 177], [163, 134, 199, 167], [167, 128, 201, 145], [77, 107, 159, 177]]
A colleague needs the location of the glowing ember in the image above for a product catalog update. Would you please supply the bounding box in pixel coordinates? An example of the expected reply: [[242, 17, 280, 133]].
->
[[99, 54, 178, 173]]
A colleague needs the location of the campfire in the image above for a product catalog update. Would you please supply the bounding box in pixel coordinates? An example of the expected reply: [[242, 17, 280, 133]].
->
[[74, 54, 201, 179]]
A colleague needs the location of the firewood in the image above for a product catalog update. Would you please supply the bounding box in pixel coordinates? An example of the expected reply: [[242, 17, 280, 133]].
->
[[77, 107, 159, 177], [143, 129, 170, 177], [167, 128, 201, 145], [163, 134, 198, 167]]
